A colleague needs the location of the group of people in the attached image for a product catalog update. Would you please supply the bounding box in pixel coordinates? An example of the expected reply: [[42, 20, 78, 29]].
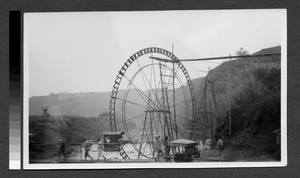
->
[[57, 135, 226, 162], [153, 135, 171, 162], [82, 138, 107, 161], [57, 138, 108, 161], [82, 135, 172, 162]]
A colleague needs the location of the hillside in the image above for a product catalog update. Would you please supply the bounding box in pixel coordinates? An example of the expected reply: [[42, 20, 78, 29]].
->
[[30, 90, 160, 118], [29, 114, 111, 160], [198, 46, 281, 161], [29, 92, 111, 117], [193, 46, 280, 116], [253, 46, 280, 55]]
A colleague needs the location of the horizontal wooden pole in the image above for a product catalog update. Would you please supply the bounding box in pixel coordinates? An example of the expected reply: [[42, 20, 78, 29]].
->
[[150, 53, 281, 62]]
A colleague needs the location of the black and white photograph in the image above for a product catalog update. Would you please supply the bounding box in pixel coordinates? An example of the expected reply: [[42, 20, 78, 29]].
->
[[23, 9, 287, 169]]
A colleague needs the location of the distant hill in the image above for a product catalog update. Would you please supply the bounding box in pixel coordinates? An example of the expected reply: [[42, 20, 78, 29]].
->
[[29, 92, 111, 117], [252, 46, 281, 55], [29, 45, 281, 120], [29, 87, 191, 119], [29, 45, 281, 126]]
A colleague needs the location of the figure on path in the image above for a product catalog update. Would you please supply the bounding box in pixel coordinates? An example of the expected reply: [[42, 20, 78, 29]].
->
[[153, 135, 163, 162], [164, 136, 171, 162], [274, 129, 281, 160], [217, 135, 225, 158], [97, 138, 106, 161], [57, 138, 67, 161], [83, 139, 93, 161]]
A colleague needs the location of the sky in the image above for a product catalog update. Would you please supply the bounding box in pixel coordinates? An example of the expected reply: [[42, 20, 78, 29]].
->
[[24, 10, 286, 97]]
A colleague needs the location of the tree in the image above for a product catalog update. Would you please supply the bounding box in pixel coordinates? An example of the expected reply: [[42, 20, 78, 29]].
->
[[99, 112, 109, 119], [235, 47, 250, 56]]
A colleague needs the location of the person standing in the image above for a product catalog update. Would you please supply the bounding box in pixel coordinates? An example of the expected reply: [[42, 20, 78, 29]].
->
[[83, 139, 93, 161], [164, 136, 171, 162], [217, 136, 225, 158], [57, 138, 67, 161], [97, 139, 106, 161], [153, 135, 163, 162], [105, 136, 110, 143], [274, 129, 281, 160]]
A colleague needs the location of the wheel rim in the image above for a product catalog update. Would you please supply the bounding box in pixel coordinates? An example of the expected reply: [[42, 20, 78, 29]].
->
[[109, 47, 197, 159]]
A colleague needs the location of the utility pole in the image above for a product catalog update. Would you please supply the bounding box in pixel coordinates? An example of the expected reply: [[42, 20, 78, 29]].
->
[[207, 67, 213, 141], [226, 91, 231, 137], [228, 56, 232, 137], [207, 70, 219, 143], [203, 76, 208, 142], [172, 43, 178, 140], [209, 100, 214, 141]]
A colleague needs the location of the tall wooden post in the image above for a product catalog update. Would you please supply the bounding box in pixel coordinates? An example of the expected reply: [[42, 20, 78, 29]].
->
[[172, 45, 178, 140], [203, 76, 208, 141], [209, 100, 214, 141], [226, 91, 231, 137]]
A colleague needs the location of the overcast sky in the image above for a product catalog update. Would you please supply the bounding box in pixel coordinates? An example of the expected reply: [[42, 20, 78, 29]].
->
[[24, 10, 285, 97]]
